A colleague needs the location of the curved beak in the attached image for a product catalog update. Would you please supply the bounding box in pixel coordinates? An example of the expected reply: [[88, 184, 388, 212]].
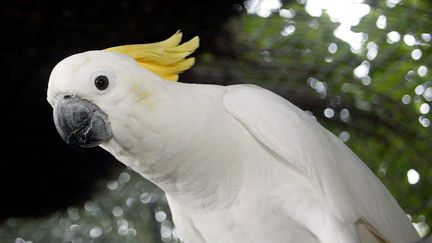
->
[[53, 95, 112, 148]]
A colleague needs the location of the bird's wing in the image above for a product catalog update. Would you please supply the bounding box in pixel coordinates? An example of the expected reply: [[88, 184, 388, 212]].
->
[[222, 84, 419, 243]]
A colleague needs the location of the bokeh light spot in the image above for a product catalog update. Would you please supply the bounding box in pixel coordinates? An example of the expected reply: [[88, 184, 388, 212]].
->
[[386, 31, 400, 43], [339, 108, 350, 122], [419, 103, 430, 114], [281, 25, 296, 37], [403, 34, 416, 46], [402, 94, 411, 104], [423, 88, 432, 101], [155, 211, 167, 222], [245, 0, 282, 18], [353, 61, 370, 79], [328, 43, 337, 54], [411, 49, 422, 60], [324, 108, 335, 118], [90, 227, 103, 238], [421, 33, 431, 42], [338, 131, 350, 142], [366, 42, 378, 60], [107, 180, 119, 190], [417, 66, 428, 77], [376, 15, 387, 29], [112, 206, 123, 217], [279, 8, 295, 18], [419, 116, 431, 127], [407, 169, 420, 185], [415, 85, 425, 95]]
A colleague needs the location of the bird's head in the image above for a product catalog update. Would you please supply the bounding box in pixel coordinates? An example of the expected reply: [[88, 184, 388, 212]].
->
[[47, 32, 199, 149]]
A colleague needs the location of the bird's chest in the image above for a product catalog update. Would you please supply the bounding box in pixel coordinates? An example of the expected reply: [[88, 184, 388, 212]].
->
[[189, 200, 298, 243], [183, 161, 321, 243]]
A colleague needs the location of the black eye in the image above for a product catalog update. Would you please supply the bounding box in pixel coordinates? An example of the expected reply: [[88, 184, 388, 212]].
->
[[94, 75, 109, 90]]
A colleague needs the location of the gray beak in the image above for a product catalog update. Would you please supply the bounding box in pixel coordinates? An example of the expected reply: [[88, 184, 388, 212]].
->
[[53, 95, 112, 148]]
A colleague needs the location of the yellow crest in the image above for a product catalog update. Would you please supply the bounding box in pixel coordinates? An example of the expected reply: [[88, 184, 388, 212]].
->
[[105, 31, 199, 81]]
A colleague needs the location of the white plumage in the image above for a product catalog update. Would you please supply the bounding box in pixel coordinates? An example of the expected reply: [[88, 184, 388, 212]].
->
[[160, 83, 420, 243], [47, 49, 420, 243]]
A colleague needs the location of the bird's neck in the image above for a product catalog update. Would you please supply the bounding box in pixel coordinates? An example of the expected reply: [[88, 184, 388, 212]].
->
[[103, 83, 249, 212]]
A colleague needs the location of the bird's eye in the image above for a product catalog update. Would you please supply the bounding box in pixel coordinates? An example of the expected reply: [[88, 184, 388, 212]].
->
[[94, 75, 109, 90]]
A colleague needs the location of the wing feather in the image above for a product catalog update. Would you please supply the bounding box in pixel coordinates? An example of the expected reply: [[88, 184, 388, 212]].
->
[[222, 84, 419, 243]]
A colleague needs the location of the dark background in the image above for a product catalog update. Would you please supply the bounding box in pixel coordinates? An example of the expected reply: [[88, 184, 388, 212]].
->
[[0, 0, 242, 220]]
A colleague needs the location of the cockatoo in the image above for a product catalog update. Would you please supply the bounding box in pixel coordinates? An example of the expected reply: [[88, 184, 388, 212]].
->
[[47, 32, 420, 243]]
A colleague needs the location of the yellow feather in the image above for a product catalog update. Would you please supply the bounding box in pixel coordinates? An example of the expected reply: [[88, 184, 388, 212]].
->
[[105, 31, 199, 81]]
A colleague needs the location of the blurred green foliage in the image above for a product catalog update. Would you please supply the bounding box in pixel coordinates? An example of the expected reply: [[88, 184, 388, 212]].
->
[[0, 170, 176, 243], [1, 0, 431, 242], [228, 0, 432, 237]]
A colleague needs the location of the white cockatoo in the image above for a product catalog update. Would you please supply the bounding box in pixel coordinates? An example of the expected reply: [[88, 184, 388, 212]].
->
[[47, 32, 420, 243]]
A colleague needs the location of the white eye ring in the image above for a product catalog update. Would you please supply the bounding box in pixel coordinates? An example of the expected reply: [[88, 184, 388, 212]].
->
[[91, 70, 116, 94]]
